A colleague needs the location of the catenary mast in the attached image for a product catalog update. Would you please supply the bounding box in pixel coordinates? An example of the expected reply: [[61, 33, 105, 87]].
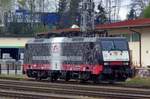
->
[[80, 0, 95, 32]]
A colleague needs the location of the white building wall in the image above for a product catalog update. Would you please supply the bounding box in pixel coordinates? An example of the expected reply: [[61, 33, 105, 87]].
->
[[129, 42, 140, 67], [141, 33, 150, 67], [0, 37, 32, 47]]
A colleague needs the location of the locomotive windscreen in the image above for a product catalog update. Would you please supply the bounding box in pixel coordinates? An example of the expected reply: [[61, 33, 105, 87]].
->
[[101, 40, 128, 51], [101, 41, 114, 51], [114, 41, 128, 50]]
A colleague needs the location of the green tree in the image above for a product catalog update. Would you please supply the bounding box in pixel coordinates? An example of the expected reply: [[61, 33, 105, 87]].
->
[[143, 5, 150, 18], [96, 3, 107, 24], [17, 0, 26, 9], [58, 0, 81, 29], [130, 0, 150, 17], [33, 24, 49, 34], [127, 8, 137, 19], [58, 0, 67, 28], [0, 0, 12, 8], [68, 0, 81, 27], [0, 0, 12, 25], [58, 0, 67, 14]]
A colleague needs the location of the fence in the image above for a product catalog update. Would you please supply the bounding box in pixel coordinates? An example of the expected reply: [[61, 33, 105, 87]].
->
[[135, 68, 150, 77], [0, 59, 23, 75]]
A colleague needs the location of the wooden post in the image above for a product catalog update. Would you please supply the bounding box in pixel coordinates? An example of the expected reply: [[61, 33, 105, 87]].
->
[[0, 64, 1, 75], [7, 64, 9, 75], [15, 63, 17, 75]]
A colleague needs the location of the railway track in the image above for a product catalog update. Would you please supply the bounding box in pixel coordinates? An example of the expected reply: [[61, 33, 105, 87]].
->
[[0, 79, 149, 99]]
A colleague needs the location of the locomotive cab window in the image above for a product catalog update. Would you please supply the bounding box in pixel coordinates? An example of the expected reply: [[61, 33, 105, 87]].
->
[[101, 41, 114, 51], [114, 41, 128, 50], [101, 40, 128, 51]]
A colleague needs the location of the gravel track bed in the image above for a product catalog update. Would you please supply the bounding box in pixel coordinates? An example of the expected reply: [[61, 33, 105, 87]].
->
[[0, 79, 149, 99]]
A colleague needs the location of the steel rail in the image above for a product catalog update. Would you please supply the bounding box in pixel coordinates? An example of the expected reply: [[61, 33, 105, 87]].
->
[[0, 79, 149, 94], [0, 79, 149, 99], [0, 89, 87, 99]]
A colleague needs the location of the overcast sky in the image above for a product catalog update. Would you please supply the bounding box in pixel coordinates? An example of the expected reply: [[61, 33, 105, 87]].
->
[[93, 0, 131, 20], [119, 0, 131, 20], [16, 0, 131, 20], [24, 0, 131, 20], [44, 0, 132, 20]]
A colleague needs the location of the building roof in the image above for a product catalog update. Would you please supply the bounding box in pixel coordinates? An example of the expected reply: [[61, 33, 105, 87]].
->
[[96, 18, 150, 29], [38, 28, 80, 35], [38, 18, 150, 35]]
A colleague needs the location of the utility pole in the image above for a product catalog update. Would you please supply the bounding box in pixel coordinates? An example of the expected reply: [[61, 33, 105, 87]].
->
[[80, 0, 95, 32]]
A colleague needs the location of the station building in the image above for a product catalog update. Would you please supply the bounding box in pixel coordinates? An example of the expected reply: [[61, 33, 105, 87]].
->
[[0, 37, 32, 60], [0, 37, 32, 74], [39, 18, 150, 68]]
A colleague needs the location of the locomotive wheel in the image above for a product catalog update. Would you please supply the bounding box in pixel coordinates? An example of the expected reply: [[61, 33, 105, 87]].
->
[[108, 80, 115, 84], [48, 73, 58, 82], [47, 72, 54, 82], [48, 76, 54, 82], [65, 72, 71, 81], [92, 75, 100, 84], [48, 74, 55, 82], [53, 75, 58, 81], [65, 77, 70, 81], [26, 70, 32, 77], [79, 73, 89, 83], [35, 71, 42, 81]]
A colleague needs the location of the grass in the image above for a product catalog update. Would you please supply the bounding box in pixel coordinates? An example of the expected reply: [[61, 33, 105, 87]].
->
[[0, 74, 26, 80], [124, 77, 150, 88]]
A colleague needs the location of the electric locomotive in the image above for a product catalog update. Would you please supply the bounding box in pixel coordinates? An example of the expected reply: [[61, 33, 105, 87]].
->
[[23, 37, 134, 83]]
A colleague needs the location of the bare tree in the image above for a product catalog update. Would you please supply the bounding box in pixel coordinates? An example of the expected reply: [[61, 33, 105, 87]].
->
[[0, 0, 13, 26], [98, 0, 121, 23], [130, 0, 150, 16]]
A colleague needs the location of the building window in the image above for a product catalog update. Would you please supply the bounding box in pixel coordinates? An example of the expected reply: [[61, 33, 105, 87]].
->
[[121, 33, 139, 42], [131, 33, 140, 42], [122, 34, 130, 41], [109, 32, 139, 42]]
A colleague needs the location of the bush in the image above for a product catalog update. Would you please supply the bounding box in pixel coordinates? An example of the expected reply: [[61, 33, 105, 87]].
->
[[144, 5, 150, 18]]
